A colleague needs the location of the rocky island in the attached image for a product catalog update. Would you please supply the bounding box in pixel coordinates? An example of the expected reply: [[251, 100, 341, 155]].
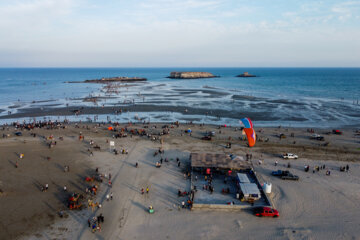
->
[[237, 72, 257, 77], [168, 72, 218, 79]]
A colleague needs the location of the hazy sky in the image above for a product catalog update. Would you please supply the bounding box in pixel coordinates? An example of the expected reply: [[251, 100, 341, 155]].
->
[[0, 0, 359, 67]]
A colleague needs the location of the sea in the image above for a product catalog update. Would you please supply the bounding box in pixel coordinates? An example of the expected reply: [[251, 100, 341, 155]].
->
[[0, 68, 359, 128]]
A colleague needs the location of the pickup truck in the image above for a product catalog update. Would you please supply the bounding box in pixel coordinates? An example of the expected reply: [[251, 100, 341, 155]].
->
[[272, 170, 299, 180], [282, 153, 298, 159], [272, 170, 290, 176], [310, 134, 325, 141], [281, 172, 299, 180]]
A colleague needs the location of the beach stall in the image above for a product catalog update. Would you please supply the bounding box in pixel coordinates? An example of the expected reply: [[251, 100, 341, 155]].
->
[[237, 173, 250, 183], [239, 183, 261, 202]]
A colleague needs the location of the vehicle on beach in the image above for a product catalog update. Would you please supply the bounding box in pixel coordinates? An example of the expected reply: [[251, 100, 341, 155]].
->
[[272, 170, 290, 176], [282, 153, 298, 159], [209, 131, 216, 136], [15, 132, 22, 136], [254, 207, 279, 217], [272, 170, 299, 180], [281, 172, 299, 181], [201, 135, 212, 141], [310, 134, 325, 141], [332, 129, 342, 135]]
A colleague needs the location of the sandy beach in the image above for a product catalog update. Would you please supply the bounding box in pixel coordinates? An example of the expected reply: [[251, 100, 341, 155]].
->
[[0, 122, 359, 240]]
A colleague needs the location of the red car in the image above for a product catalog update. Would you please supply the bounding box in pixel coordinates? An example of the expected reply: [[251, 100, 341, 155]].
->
[[254, 207, 279, 218], [332, 129, 342, 135]]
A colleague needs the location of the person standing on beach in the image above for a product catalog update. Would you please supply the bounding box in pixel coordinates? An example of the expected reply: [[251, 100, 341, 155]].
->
[[146, 187, 149, 194], [141, 188, 144, 194], [45, 183, 49, 191]]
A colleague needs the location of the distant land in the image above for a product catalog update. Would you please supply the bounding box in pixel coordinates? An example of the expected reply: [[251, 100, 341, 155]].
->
[[168, 72, 218, 79]]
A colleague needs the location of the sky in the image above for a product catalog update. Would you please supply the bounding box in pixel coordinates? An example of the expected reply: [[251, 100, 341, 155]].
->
[[0, 0, 359, 67]]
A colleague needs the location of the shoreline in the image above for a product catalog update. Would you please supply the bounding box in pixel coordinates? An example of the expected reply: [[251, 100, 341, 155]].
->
[[1, 104, 359, 129]]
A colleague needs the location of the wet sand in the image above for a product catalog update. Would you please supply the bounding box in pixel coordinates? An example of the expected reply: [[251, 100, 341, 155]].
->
[[1, 123, 360, 239], [0, 105, 284, 122]]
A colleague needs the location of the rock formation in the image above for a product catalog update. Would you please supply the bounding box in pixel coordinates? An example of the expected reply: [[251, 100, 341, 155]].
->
[[236, 72, 257, 77], [168, 72, 217, 79]]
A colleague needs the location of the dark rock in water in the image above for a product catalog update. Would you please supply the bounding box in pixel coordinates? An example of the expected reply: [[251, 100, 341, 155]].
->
[[168, 72, 218, 79], [236, 72, 257, 77]]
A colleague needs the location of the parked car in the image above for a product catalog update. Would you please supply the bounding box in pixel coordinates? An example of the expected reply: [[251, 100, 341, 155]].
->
[[208, 131, 216, 136], [15, 132, 22, 136], [332, 129, 342, 135], [254, 207, 279, 218], [281, 172, 299, 181], [310, 134, 325, 141], [282, 153, 298, 159], [272, 170, 299, 180], [271, 170, 290, 176], [201, 136, 212, 141]]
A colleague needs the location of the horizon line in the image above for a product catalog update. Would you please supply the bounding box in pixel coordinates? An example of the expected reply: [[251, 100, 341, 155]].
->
[[1, 66, 360, 69]]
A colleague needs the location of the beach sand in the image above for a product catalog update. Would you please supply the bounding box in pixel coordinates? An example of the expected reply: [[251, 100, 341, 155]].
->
[[0, 123, 359, 240]]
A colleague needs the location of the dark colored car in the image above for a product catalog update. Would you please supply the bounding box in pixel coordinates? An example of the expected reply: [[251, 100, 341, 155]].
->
[[272, 170, 299, 180], [281, 172, 299, 181], [254, 207, 279, 217], [15, 132, 22, 136], [201, 136, 212, 140], [272, 170, 289, 176]]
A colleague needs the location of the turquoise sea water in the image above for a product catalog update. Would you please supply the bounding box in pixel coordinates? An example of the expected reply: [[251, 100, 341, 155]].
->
[[0, 68, 359, 127]]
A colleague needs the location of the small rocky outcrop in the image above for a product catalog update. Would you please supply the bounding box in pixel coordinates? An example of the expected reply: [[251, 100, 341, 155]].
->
[[236, 72, 257, 77], [168, 72, 217, 79]]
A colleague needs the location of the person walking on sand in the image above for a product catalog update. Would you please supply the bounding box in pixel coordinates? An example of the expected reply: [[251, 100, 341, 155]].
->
[[106, 194, 110, 201], [110, 192, 113, 200], [15, 161, 18, 168], [63, 185, 67, 192], [108, 180, 112, 188], [146, 187, 149, 194], [45, 183, 49, 191], [141, 188, 144, 194]]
